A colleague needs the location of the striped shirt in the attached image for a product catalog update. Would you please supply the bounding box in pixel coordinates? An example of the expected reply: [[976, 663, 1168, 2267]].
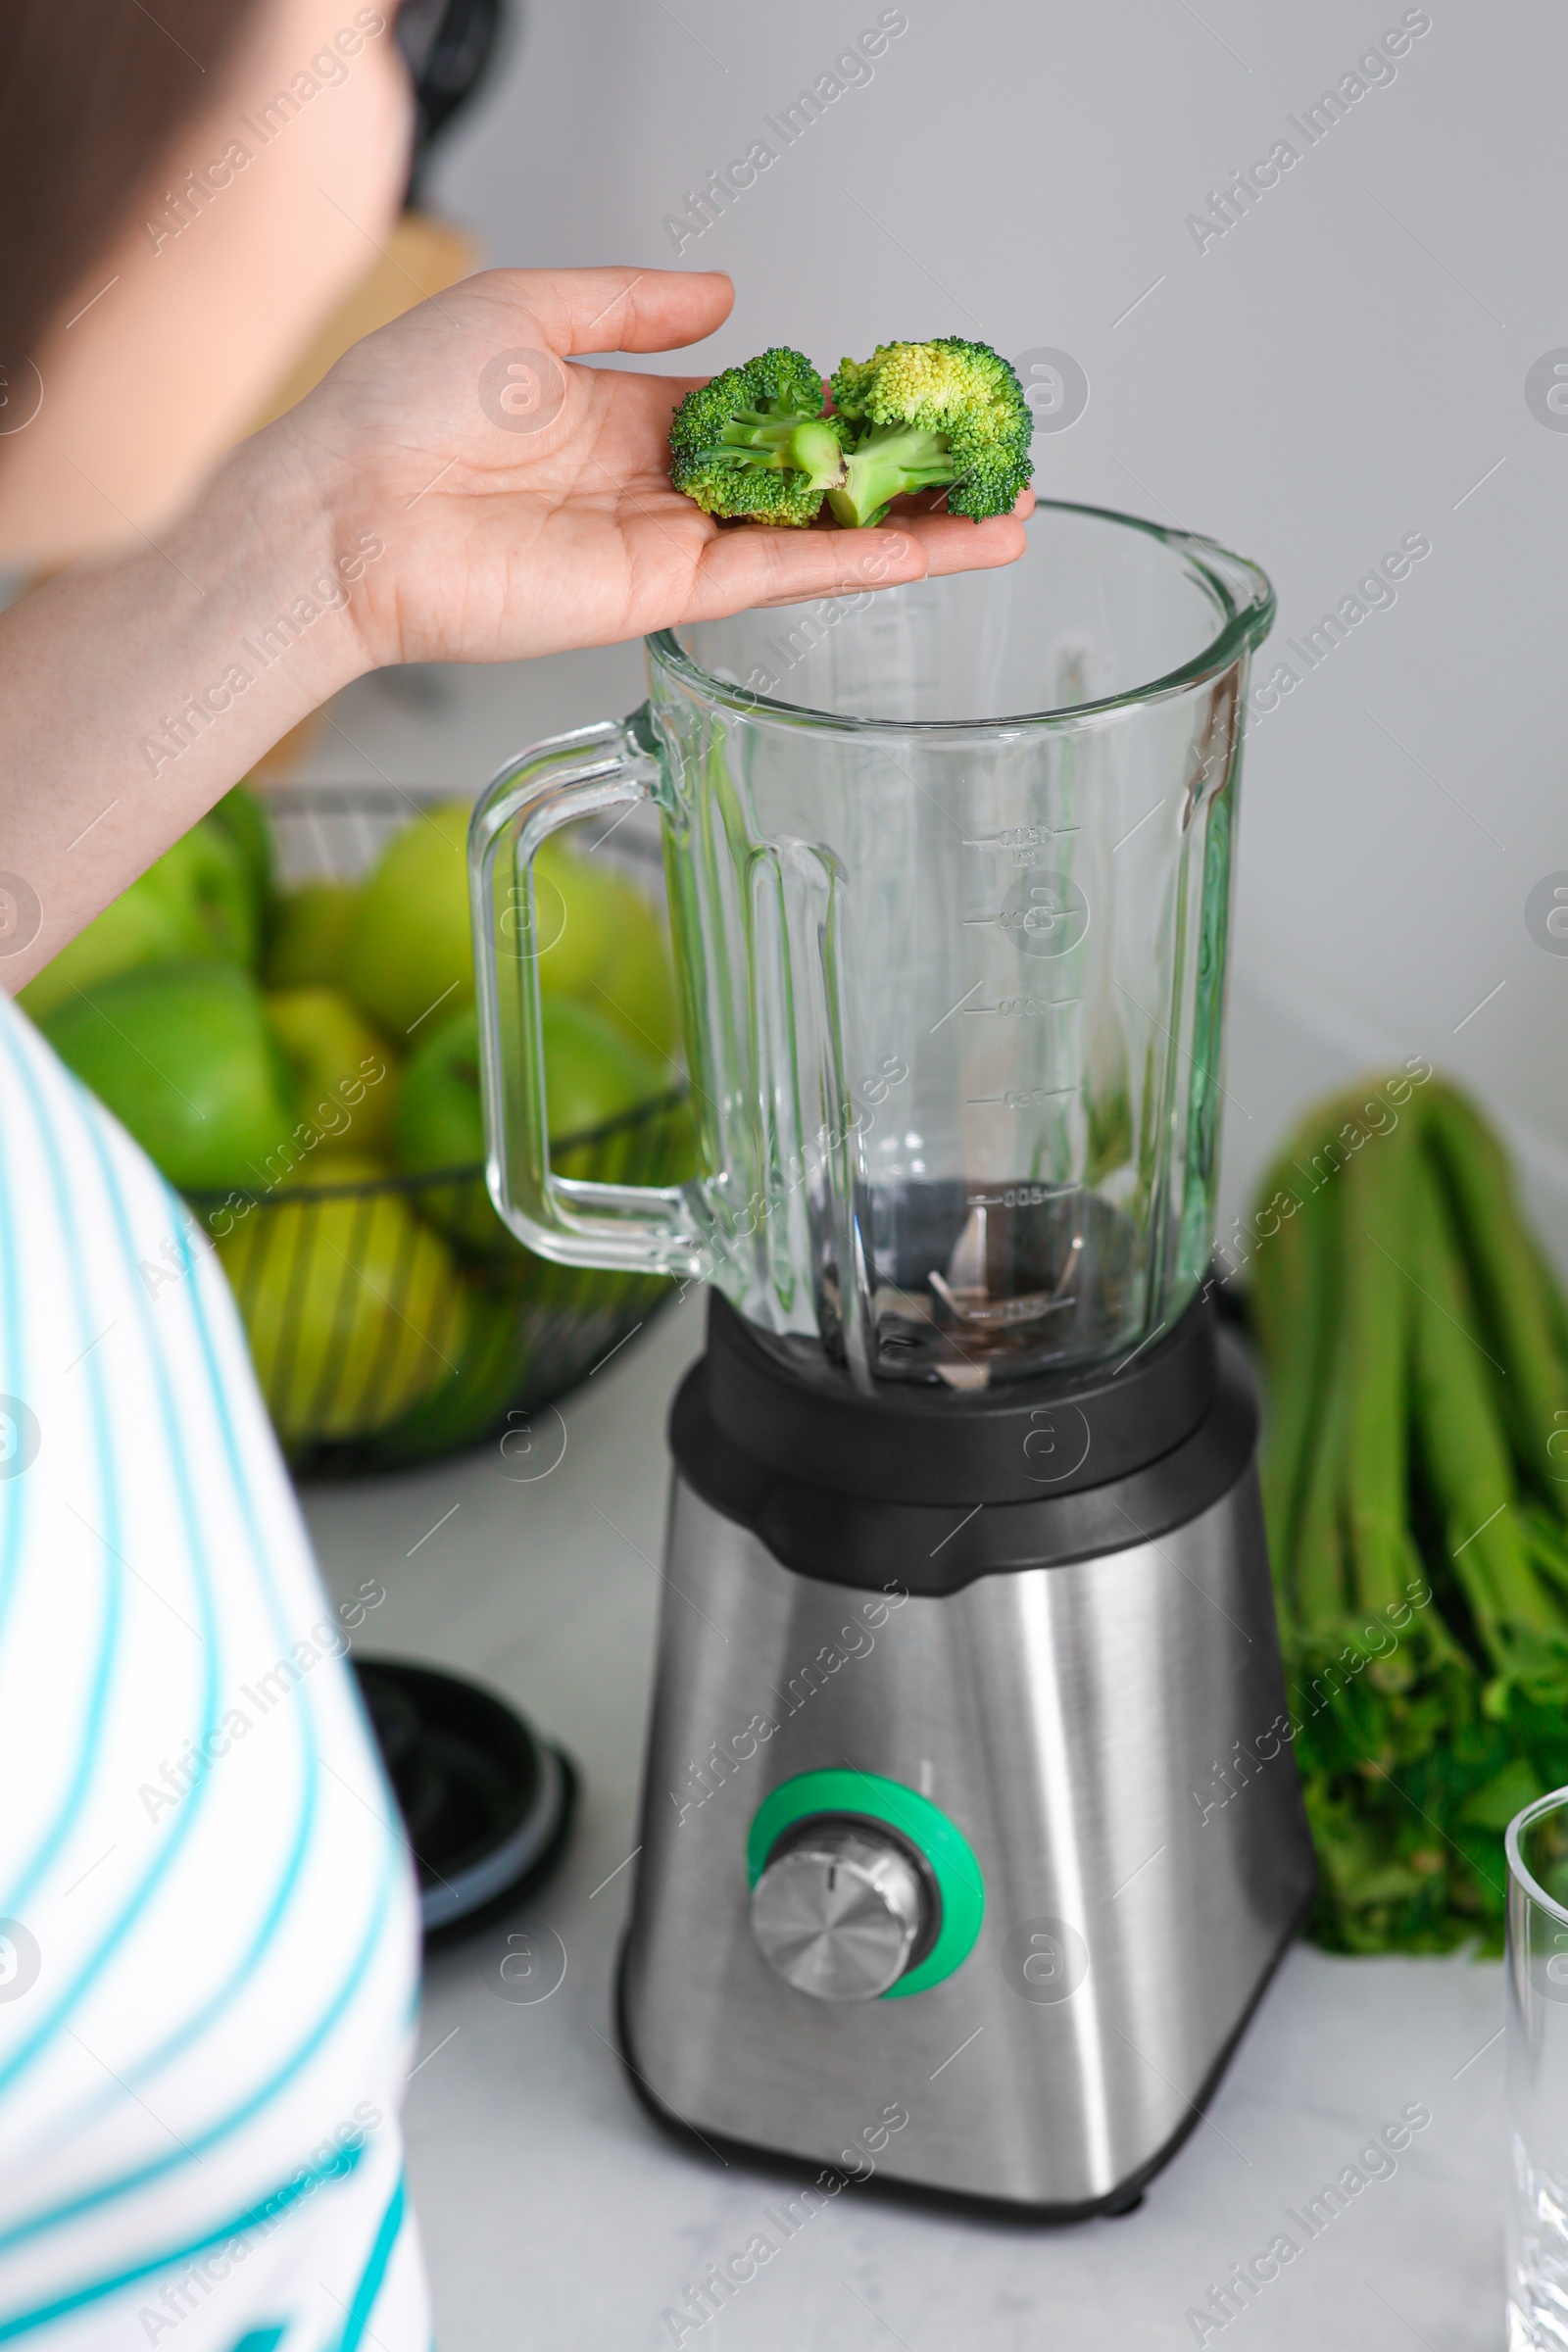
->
[[0, 989, 429, 2349]]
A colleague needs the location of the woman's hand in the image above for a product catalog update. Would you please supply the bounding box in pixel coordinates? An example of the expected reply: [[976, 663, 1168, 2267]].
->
[[274, 265, 1031, 670], [0, 265, 1029, 990]]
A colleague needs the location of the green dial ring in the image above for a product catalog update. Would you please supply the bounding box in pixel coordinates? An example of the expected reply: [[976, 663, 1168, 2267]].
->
[[746, 1768, 985, 1998]]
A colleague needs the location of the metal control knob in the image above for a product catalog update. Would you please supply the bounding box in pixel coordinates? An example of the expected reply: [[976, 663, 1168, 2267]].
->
[[750, 1821, 929, 2001]]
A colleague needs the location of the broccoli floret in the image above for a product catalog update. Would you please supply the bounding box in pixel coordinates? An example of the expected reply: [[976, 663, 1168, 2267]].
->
[[668, 346, 845, 526], [826, 337, 1034, 527]]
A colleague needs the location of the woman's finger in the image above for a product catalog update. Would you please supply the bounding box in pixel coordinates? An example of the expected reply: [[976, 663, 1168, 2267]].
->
[[882, 505, 1032, 582], [684, 505, 1029, 622], [686, 518, 926, 619], [473, 266, 736, 357]]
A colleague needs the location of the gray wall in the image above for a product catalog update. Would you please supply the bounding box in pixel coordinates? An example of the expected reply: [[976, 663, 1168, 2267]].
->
[[416, 0, 1568, 1247]]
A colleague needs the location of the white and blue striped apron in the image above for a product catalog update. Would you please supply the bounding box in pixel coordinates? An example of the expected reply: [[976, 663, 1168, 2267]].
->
[[0, 990, 429, 2349]]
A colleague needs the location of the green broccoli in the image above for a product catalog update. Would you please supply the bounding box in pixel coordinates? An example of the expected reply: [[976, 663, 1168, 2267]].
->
[[827, 338, 1034, 528], [667, 346, 845, 526]]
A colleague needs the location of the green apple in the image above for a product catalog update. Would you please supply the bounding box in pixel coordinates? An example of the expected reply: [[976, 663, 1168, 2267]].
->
[[363, 1273, 526, 1465], [40, 961, 299, 1192], [393, 997, 667, 1254], [20, 817, 259, 1023], [391, 1002, 505, 1256], [264, 881, 360, 991], [591, 888, 681, 1066], [341, 806, 682, 1068], [19, 880, 196, 1025], [532, 837, 681, 1063], [529, 834, 622, 998], [265, 987, 400, 1157], [204, 783, 276, 951], [540, 994, 668, 1142], [345, 800, 474, 1042], [216, 1152, 466, 1446]]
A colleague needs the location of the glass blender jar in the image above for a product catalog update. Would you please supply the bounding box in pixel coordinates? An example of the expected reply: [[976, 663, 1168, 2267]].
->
[[471, 500, 1273, 1391], [471, 500, 1314, 2216]]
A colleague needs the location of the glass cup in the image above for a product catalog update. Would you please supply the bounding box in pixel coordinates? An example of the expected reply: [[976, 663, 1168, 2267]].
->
[[471, 500, 1273, 1392], [1507, 1788, 1568, 2347]]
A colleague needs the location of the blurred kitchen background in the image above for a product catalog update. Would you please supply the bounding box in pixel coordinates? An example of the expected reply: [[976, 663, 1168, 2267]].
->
[[175, 0, 1568, 1261]]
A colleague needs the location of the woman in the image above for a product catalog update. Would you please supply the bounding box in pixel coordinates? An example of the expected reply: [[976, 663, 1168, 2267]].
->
[[0, 1, 1027, 2341]]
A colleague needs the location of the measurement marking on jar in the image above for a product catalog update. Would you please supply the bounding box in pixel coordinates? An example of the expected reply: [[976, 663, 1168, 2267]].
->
[[928, 978, 988, 1033], [964, 907, 1077, 930], [965, 1086, 1075, 1107], [962, 827, 1081, 848], [965, 883, 1091, 959], [964, 996, 1083, 1018], [966, 1184, 1079, 1210]]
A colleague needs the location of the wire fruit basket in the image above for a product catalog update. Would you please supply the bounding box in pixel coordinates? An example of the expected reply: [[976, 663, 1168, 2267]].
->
[[191, 785, 693, 1476]]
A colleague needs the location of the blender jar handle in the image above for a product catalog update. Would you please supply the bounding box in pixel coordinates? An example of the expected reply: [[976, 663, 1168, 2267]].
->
[[469, 714, 710, 1279]]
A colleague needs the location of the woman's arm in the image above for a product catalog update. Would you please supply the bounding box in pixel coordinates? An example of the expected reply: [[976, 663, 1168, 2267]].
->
[[0, 266, 1029, 989], [0, 439, 360, 975]]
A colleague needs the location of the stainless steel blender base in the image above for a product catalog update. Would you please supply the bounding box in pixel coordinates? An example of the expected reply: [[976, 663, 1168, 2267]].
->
[[619, 1461, 1314, 2214]]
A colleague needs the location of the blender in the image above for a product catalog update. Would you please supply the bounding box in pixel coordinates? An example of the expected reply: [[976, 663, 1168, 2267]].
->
[[470, 499, 1315, 2215]]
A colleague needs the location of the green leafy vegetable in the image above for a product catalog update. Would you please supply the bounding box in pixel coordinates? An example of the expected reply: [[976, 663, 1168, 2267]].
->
[[667, 347, 845, 526], [827, 338, 1034, 527], [666, 337, 1034, 529], [1247, 1075, 1568, 1953]]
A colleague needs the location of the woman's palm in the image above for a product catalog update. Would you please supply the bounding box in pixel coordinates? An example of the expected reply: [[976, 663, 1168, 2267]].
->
[[283, 267, 1029, 669]]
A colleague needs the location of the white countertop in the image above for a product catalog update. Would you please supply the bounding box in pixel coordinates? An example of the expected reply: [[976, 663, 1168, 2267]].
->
[[301, 1296, 1509, 2352]]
